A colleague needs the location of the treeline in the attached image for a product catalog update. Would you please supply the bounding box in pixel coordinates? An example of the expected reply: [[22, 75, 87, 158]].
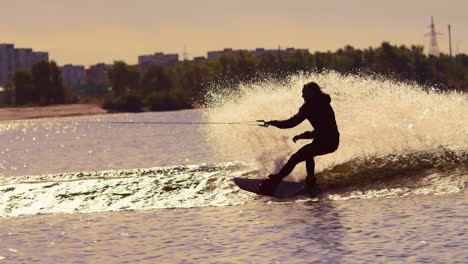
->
[[104, 42, 468, 112], [103, 62, 192, 112], [316, 42, 468, 89], [5, 42, 468, 110], [11, 61, 73, 106]]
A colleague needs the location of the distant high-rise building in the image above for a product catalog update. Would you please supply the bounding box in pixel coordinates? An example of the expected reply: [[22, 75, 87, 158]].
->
[[14, 48, 33, 69], [138, 52, 179, 66], [62, 64, 86, 86], [207, 48, 241, 59], [0, 44, 15, 86], [251, 47, 289, 57], [193, 56, 206, 62], [86, 63, 109, 86], [0, 43, 49, 86], [32, 52, 49, 63], [206, 47, 310, 60], [283, 48, 309, 55], [14, 49, 49, 69], [251, 48, 268, 57]]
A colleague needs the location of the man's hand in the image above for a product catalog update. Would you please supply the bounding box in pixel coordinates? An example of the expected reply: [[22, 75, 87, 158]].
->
[[264, 120, 279, 127], [292, 134, 302, 143]]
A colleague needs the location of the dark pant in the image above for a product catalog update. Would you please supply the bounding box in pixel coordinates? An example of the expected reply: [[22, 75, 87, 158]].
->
[[277, 136, 339, 187]]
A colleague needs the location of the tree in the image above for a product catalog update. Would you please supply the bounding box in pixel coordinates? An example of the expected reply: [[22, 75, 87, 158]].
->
[[103, 42, 468, 112], [108, 61, 140, 97], [12, 61, 69, 106], [50, 61, 65, 104], [13, 69, 34, 105], [31, 61, 51, 104], [141, 64, 172, 95]]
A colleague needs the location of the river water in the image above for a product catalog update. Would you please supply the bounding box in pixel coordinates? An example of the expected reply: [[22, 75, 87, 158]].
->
[[0, 72, 467, 263]]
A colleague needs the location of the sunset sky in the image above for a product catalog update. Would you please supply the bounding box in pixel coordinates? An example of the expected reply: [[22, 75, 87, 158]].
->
[[2, 0, 467, 66]]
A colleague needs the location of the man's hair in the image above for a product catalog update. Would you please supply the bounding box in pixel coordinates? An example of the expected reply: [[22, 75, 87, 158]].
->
[[303, 82, 325, 96]]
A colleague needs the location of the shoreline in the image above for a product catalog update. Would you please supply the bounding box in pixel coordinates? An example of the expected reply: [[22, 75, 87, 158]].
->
[[0, 104, 108, 121]]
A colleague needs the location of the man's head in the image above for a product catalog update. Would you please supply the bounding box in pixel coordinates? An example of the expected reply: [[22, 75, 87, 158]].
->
[[302, 82, 322, 102]]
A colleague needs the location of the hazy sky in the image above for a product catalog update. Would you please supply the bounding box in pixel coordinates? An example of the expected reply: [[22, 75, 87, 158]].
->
[[2, 0, 467, 66]]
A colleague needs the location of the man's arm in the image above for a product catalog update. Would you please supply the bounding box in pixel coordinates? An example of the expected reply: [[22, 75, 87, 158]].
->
[[298, 131, 316, 139], [266, 108, 306, 129], [292, 131, 315, 143]]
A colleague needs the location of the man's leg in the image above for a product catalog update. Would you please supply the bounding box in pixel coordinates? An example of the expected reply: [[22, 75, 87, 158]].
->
[[305, 157, 316, 187], [304, 139, 339, 194], [258, 144, 311, 195], [276, 151, 305, 178]]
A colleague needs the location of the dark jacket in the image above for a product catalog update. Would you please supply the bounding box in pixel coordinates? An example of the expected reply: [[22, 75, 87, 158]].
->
[[272, 94, 339, 142]]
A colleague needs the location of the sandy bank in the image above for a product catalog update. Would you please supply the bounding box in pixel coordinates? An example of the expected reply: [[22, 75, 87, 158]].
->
[[0, 104, 108, 121]]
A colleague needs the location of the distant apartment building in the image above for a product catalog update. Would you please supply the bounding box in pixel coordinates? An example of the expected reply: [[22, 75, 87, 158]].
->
[[0, 44, 15, 86], [138, 52, 179, 66], [62, 64, 86, 87], [282, 48, 309, 55], [15, 49, 49, 69], [251, 48, 271, 57], [250, 47, 310, 57], [86, 63, 109, 86], [14, 48, 33, 69], [0, 43, 49, 86], [193, 56, 206, 62], [32, 52, 49, 63], [207, 48, 243, 60], [207, 47, 310, 60]]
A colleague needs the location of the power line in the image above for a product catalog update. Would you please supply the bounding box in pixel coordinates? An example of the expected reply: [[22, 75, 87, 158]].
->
[[425, 16, 441, 57], [448, 24, 453, 57]]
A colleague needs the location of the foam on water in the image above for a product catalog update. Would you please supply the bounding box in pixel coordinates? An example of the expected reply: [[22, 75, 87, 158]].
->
[[0, 162, 258, 217], [0, 159, 465, 218]]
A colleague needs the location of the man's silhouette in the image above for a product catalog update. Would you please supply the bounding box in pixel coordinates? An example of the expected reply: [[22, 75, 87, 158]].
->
[[259, 82, 340, 195]]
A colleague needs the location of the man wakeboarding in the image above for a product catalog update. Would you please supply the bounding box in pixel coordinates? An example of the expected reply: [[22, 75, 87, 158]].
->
[[259, 81, 340, 195]]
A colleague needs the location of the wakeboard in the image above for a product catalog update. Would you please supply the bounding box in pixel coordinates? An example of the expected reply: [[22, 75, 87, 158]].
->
[[234, 177, 305, 198]]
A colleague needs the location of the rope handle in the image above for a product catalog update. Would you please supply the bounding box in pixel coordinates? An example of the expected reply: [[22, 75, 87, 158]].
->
[[256, 120, 270, 127]]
